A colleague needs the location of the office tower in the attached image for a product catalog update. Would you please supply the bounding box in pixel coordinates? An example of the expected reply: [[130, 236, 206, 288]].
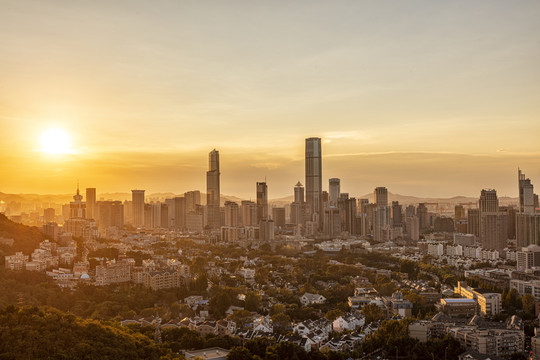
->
[[43, 208, 55, 223], [272, 207, 286, 229], [519, 169, 535, 214], [516, 170, 540, 247], [241, 200, 257, 227], [455, 205, 466, 222], [164, 198, 175, 228], [467, 208, 480, 237], [224, 201, 239, 227], [160, 203, 169, 228], [206, 149, 221, 229], [417, 203, 429, 231], [86, 188, 96, 219], [358, 199, 369, 236], [173, 197, 186, 229], [259, 219, 275, 242], [391, 201, 402, 228], [123, 200, 132, 225], [405, 205, 416, 218], [256, 182, 268, 223], [329, 178, 340, 207], [70, 185, 86, 219], [406, 216, 420, 241], [305, 137, 322, 230], [479, 189, 507, 251], [373, 187, 389, 241], [184, 191, 201, 213], [291, 182, 305, 226], [499, 206, 517, 240], [96, 201, 124, 229], [131, 190, 145, 227]]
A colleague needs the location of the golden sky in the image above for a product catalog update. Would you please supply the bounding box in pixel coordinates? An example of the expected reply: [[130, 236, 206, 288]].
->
[[1, 1, 539, 198]]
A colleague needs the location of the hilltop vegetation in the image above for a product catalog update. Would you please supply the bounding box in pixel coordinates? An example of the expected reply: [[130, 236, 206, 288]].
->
[[0, 213, 45, 254], [0, 305, 179, 360]]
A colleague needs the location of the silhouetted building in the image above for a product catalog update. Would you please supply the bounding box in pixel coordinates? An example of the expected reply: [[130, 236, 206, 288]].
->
[[206, 149, 221, 229], [479, 189, 507, 251], [417, 203, 428, 231], [256, 182, 268, 223], [272, 207, 286, 229], [305, 137, 322, 231], [131, 190, 145, 227], [86, 188, 96, 220]]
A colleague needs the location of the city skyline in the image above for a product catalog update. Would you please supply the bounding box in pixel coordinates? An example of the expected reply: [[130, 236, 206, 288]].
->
[[1, 1, 539, 198]]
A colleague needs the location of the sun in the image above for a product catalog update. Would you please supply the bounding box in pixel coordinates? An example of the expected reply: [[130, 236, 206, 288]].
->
[[39, 128, 72, 154]]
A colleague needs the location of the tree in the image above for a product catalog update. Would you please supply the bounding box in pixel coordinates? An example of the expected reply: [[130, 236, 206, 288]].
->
[[324, 309, 344, 322], [271, 313, 291, 334], [226, 346, 254, 360], [244, 292, 261, 312], [361, 303, 385, 324], [522, 294, 536, 316], [229, 310, 253, 330]]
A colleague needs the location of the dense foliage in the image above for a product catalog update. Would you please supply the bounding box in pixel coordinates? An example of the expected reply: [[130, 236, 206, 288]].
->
[[0, 305, 177, 360]]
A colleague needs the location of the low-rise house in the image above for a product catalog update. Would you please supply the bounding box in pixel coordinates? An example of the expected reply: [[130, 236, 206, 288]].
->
[[333, 312, 366, 332], [300, 293, 326, 306]]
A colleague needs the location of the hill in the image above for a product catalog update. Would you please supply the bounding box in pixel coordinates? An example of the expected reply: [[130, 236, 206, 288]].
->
[[0, 306, 175, 360], [0, 213, 45, 254]]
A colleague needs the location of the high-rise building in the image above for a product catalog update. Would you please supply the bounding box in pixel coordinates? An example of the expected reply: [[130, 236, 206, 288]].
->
[[241, 200, 257, 227], [96, 200, 124, 229], [184, 191, 201, 213], [391, 201, 402, 228], [224, 201, 239, 227], [206, 149, 221, 229], [174, 197, 186, 229], [467, 208, 480, 237], [70, 185, 86, 219], [272, 207, 286, 229], [291, 182, 306, 226], [417, 203, 429, 231], [519, 169, 536, 214], [406, 216, 420, 241], [131, 190, 145, 227], [256, 182, 268, 223], [479, 189, 508, 251], [86, 188, 96, 220], [374, 187, 389, 241], [329, 178, 340, 207], [305, 137, 322, 230], [43, 208, 55, 223], [455, 205, 466, 222]]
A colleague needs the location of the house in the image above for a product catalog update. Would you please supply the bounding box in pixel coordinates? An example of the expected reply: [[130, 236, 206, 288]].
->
[[332, 312, 366, 332], [252, 315, 273, 333], [300, 293, 327, 306]]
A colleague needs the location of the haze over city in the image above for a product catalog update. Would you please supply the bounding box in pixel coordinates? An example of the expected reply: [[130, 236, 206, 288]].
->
[[1, 0, 540, 198]]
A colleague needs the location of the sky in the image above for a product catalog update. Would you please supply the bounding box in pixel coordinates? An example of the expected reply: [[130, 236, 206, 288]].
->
[[0, 0, 539, 199]]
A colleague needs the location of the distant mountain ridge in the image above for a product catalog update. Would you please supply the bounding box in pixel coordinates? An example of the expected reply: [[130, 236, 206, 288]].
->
[[0, 191, 518, 206]]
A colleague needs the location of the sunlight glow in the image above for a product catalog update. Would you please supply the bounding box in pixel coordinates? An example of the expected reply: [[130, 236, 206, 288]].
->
[[39, 128, 72, 154]]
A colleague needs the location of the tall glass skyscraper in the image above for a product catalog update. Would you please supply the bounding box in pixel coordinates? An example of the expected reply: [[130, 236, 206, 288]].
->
[[206, 149, 221, 229], [305, 137, 322, 229]]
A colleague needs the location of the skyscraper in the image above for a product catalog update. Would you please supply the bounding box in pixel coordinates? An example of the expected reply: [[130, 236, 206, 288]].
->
[[305, 137, 322, 230], [373, 187, 389, 241], [206, 149, 221, 229], [86, 188, 96, 220], [479, 189, 507, 251], [329, 178, 340, 207], [224, 201, 239, 227], [291, 181, 305, 226], [256, 181, 268, 223], [519, 169, 536, 214], [131, 190, 145, 227]]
